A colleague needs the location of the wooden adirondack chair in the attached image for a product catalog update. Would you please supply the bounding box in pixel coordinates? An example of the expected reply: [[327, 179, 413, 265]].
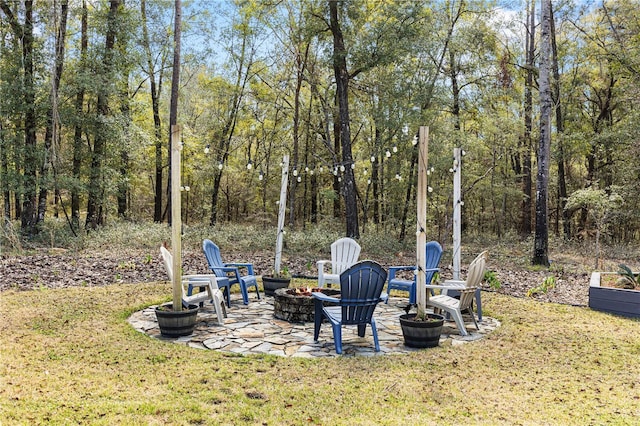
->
[[159, 246, 226, 324], [317, 237, 361, 288], [202, 239, 260, 306], [426, 251, 487, 336], [312, 260, 388, 354], [386, 241, 443, 304]]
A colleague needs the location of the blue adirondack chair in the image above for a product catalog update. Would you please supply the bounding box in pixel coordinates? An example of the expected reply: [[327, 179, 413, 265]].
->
[[312, 260, 388, 354], [386, 240, 443, 304], [202, 239, 260, 306]]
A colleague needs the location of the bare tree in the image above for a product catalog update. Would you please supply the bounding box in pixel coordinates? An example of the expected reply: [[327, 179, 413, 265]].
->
[[533, 0, 552, 266]]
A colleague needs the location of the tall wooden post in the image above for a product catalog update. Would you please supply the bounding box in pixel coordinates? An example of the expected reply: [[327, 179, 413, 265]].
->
[[452, 147, 462, 280], [275, 155, 289, 275], [171, 125, 182, 310], [416, 126, 429, 317]]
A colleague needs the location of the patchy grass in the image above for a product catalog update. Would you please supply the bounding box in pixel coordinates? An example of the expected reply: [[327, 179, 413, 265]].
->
[[1, 284, 639, 424]]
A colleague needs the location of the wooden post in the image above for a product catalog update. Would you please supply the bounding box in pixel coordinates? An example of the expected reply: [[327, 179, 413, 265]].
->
[[416, 126, 429, 317], [274, 155, 289, 275], [171, 125, 182, 311], [452, 147, 462, 280]]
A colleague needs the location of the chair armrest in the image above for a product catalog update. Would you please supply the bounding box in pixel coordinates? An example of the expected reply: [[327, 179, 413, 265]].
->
[[380, 292, 389, 302], [225, 262, 254, 276], [317, 260, 331, 273], [441, 279, 466, 288], [311, 292, 340, 303], [388, 266, 415, 281]]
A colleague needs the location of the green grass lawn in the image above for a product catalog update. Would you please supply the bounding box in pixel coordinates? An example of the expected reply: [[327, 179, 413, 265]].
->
[[1, 282, 639, 425]]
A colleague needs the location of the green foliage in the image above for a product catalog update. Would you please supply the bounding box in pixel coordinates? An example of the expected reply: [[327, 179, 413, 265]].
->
[[484, 270, 501, 289], [527, 276, 556, 297], [616, 264, 639, 289]]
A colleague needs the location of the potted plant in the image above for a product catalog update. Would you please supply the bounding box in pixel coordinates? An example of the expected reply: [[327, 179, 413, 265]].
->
[[262, 266, 292, 296], [589, 264, 640, 318], [398, 126, 445, 348]]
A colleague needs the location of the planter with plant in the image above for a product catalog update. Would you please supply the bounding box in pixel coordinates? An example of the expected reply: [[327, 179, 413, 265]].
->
[[262, 266, 292, 296], [589, 264, 640, 318], [398, 126, 445, 348]]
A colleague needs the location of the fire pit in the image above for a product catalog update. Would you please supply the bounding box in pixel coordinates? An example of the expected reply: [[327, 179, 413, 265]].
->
[[273, 287, 340, 322]]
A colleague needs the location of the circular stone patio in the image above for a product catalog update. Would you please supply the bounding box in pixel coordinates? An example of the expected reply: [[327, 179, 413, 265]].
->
[[128, 294, 500, 357]]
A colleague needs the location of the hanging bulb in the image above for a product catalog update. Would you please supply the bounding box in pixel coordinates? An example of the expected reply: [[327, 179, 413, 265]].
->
[[412, 135, 418, 146], [449, 168, 454, 173], [333, 169, 338, 176], [431, 167, 435, 172], [259, 170, 264, 181], [395, 173, 401, 180], [305, 166, 309, 172], [310, 170, 314, 175], [427, 169, 431, 176], [370, 155, 376, 163], [204, 144, 210, 154], [184, 185, 190, 192], [363, 168, 367, 175], [338, 177, 341, 182], [402, 124, 409, 136], [367, 178, 371, 185], [453, 159, 459, 167], [351, 163, 355, 169], [462, 150, 466, 156], [297, 176, 301, 183], [393, 146, 398, 153], [428, 186, 433, 193], [218, 162, 223, 170], [319, 166, 324, 173], [180, 186, 185, 191], [385, 150, 391, 158], [293, 169, 298, 176], [340, 165, 345, 172], [247, 161, 252, 170]]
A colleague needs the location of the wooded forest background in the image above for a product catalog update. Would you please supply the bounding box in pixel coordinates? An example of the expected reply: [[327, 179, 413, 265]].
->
[[1, 0, 639, 259]]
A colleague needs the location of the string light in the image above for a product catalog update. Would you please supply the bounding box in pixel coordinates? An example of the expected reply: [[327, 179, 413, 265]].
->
[[218, 162, 223, 170], [293, 169, 298, 177], [247, 161, 252, 170], [258, 170, 264, 181], [340, 165, 345, 172], [204, 144, 210, 154], [297, 176, 302, 183], [385, 149, 391, 158], [370, 155, 376, 163], [393, 146, 398, 153]]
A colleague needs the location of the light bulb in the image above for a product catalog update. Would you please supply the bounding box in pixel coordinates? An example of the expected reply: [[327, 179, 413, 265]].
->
[[351, 163, 355, 169], [340, 165, 345, 172], [305, 166, 309, 172], [258, 173, 263, 181], [218, 162, 223, 170], [247, 162, 252, 170], [412, 135, 418, 146], [385, 150, 391, 158], [393, 146, 398, 153], [293, 169, 298, 176], [367, 178, 371, 185], [204, 145, 210, 154], [184, 185, 190, 192], [297, 176, 301, 182], [371, 155, 375, 163], [428, 186, 433, 193]]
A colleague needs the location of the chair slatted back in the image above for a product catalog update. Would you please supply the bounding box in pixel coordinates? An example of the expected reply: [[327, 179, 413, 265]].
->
[[331, 238, 361, 276], [339, 261, 387, 325], [425, 241, 443, 283], [160, 246, 175, 281], [465, 251, 487, 288], [202, 239, 228, 278]]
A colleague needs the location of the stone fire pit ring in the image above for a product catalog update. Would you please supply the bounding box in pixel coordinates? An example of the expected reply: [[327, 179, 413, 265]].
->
[[273, 287, 341, 323]]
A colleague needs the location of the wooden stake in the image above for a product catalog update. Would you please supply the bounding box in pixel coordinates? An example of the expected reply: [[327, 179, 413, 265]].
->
[[452, 147, 462, 280], [274, 155, 289, 275], [416, 126, 429, 317], [171, 125, 182, 311]]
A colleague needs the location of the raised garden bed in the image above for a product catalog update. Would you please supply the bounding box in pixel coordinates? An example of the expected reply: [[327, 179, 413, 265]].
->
[[589, 272, 640, 318]]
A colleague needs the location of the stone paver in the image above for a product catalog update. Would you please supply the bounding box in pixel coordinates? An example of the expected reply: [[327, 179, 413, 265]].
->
[[128, 295, 500, 357]]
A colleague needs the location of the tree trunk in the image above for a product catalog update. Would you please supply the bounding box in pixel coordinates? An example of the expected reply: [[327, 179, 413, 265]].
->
[[550, 2, 570, 240], [533, 0, 552, 267], [86, 0, 119, 230], [329, 1, 359, 238], [36, 0, 68, 228], [521, 0, 535, 236], [71, 0, 88, 230]]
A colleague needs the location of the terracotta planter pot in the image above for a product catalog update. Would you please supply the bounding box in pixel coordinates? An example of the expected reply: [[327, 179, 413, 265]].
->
[[399, 313, 445, 348], [155, 303, 199, 337]]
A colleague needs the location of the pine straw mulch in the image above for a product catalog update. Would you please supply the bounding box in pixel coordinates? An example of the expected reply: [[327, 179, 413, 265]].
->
[[0, 246, 603, 308]]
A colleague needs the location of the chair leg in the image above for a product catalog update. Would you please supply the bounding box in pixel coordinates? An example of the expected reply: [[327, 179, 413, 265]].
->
[[313, 301, 323, 342], [332, 323, 343, 354], [449, 309, 468, 336], [357, 324, 366, 337], [370, 319, 380, 352], [466, 307, 479, 331], [240, 282, 250, 305], [475, 288, 483, 322]]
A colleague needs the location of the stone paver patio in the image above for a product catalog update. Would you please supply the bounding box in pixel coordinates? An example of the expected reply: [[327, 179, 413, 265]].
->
[[128, 294, 500, 357]]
